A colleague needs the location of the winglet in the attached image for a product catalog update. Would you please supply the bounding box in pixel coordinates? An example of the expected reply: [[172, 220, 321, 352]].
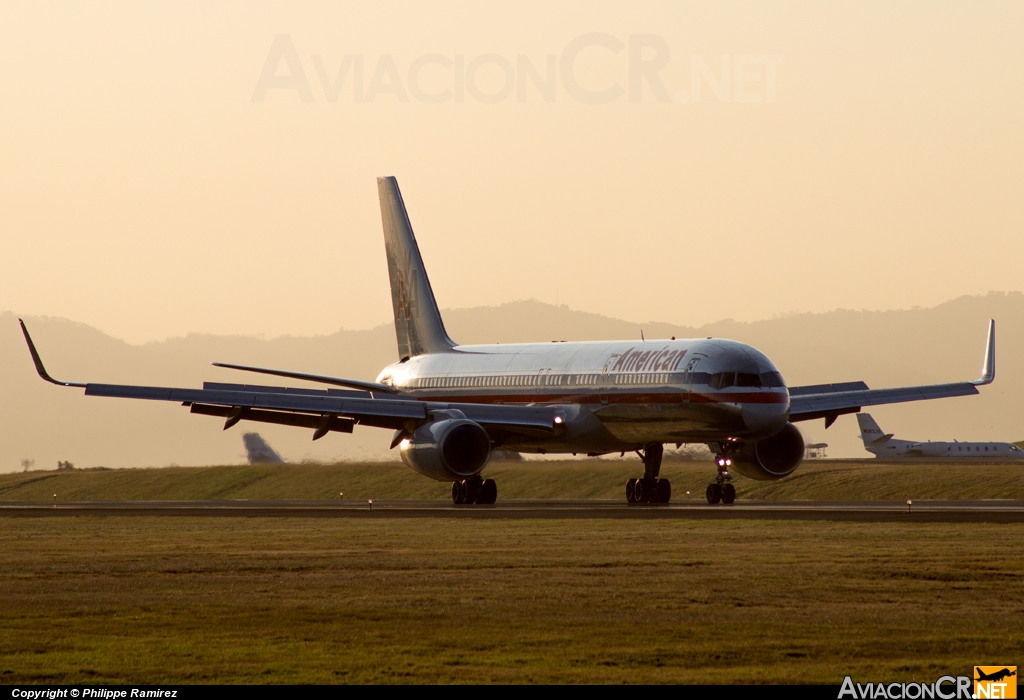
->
[[972, 319, 995, 386], [18, 319, 87, 388]]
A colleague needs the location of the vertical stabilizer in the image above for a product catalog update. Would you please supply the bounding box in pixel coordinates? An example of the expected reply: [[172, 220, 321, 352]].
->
[[242, 432, 284, 464], [377, 176, 457, 359], [856, 413, 889, 446]]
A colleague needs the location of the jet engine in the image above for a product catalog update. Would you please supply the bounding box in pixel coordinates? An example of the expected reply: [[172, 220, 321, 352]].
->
[[730, 422, 805, 480], [399, 415, 492, 482]]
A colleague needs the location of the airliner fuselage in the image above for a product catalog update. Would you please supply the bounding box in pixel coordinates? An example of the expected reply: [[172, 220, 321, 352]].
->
[[377, 338, 789, 453]]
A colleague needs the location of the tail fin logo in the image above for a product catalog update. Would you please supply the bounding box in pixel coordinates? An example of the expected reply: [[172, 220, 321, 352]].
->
[[395, 269, 418, 320]]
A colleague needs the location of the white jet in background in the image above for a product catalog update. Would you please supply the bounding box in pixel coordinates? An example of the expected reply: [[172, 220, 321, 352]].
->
[[856, 413, 1024, 459]]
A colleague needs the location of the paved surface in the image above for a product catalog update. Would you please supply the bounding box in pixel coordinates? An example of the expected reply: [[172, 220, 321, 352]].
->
[[1, 499, 1023, 522]]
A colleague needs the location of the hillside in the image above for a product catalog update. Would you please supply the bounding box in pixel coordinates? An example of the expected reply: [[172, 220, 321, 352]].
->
[[2, 291, 1023, 470]]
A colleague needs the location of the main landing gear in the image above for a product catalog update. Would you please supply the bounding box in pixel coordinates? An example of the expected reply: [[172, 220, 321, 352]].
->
[[626, 442, 671, 504], [452, 476, 497, 505], [706, 453, 736, 505]]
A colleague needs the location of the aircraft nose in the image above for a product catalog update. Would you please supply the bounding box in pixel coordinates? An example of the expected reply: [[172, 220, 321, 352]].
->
[[742, 397, 789, 438]]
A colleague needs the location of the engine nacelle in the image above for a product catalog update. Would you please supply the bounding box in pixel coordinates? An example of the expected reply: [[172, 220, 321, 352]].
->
[[731, 422, 805, 481], [400, 416, 492, 482]]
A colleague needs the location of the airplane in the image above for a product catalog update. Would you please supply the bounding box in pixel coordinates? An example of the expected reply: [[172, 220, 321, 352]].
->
[[18, 176, 997, 506], [857, 413, 1024, 459], [242, 432, 284, 464], [975, 668, 1017, 683]]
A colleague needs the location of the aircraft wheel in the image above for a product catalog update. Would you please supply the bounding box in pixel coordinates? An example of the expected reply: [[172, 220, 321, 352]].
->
[[635, 478, 650, 504], [480, 479, 497, 505], [721, 483, 736, 505], [656, 478, 671, 504], [626, 478, 638, 504], [452, 480, 468, 505], [706, 483, 722, 505]]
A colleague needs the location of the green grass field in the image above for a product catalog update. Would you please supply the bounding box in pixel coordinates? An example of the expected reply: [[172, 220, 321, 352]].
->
[[0, 517, 1020, 684], [2, 460, 1021, 684], [2, 458, 1023, 502]]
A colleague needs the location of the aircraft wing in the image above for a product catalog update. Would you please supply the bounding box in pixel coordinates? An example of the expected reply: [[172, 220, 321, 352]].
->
[[19, 321, 562, 440], [788, 319, 995, 428]]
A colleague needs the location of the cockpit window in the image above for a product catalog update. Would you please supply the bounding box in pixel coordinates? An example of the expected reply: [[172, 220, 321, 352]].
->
[[708, 372, 735, 389], [735, 373, 762, 388], [1011, 445, 1022, 452], [709, 370, 784, 389]]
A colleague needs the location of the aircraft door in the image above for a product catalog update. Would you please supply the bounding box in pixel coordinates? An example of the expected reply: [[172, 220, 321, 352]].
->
[[600, 354, 620, 405], [680, 354, 706, 404]]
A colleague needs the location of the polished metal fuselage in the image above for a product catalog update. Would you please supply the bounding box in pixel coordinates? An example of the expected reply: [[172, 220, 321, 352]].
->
[[376, 337, 790, 453]]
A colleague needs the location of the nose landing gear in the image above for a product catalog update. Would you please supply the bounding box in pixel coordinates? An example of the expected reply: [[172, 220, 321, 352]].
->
[[706, 451, 737, 505], [626, 442, 671, 504]]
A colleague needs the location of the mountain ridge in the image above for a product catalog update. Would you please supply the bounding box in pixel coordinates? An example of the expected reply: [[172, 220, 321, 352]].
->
[[2, 291, 1020, 471]]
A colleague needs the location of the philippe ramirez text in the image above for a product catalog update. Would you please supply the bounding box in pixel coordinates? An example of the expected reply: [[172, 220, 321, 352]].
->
[[11, 692, 178, 699]]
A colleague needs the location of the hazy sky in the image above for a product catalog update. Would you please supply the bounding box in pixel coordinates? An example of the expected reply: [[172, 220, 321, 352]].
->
[[2, 1, 1022, 343]]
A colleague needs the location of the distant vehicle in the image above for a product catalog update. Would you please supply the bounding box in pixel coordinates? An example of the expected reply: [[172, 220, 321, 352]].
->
[[804, 443, 828, 459], [242, 432, 284, 464], [19, 177, 997, 506], [857, 413, 1024, 459]]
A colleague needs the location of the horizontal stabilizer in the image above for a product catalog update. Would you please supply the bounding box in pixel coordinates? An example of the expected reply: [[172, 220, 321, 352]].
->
[[211, 361, 400, 394]]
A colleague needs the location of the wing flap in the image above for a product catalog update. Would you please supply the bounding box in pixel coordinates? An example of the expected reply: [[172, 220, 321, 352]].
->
[[81, 381, 558, 435], [84, 383, 430, 421]]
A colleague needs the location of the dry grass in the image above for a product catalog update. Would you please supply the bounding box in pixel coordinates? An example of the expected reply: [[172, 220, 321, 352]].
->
[[0, 517, 1021, 684]]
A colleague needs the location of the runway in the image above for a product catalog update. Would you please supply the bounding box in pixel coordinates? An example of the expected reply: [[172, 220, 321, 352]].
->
[[1, 499, 1023, 522]]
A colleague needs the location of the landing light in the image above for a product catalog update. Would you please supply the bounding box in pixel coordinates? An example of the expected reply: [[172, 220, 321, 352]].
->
[[554, 416, 564, 424], [399, 438, 411, 449]]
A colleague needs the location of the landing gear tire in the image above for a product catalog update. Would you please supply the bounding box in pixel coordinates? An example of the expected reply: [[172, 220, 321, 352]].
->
[[721, 483, 736, 505], [656, 478, 671, 504], [634, 478, 648, 503], [628, 477, 671, 505], [480, 479, 497, 505], [452, 480, 468, 505], [706, 483, 722, 504], [452, 478, 497, 505], [626, 443, 670, 505]]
